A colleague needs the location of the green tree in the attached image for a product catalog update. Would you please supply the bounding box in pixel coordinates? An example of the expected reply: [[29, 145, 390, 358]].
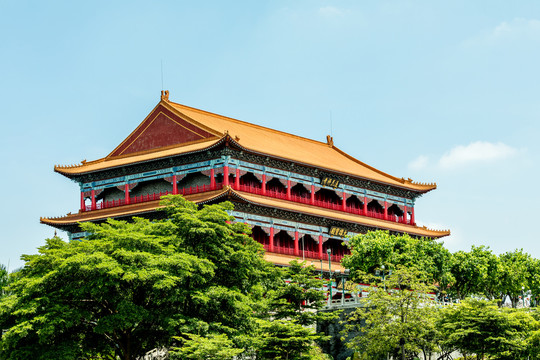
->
[[255, 319, 329, 360], [170, 333, 243, 360], [0, 264, 8, 297], [342, 231, 452, 288], [269, 260, 334, 326], [0, 197, 275, 360], [438, 298, 535, 360], [448, 246, 503, 301], [344, 266, 438, 360], [499, 249, 532, 308]]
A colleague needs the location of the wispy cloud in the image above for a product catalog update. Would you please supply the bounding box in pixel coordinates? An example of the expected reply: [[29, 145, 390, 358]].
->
[[318, 6, 344, 17], [438, 141, 518, 169], [408, 155, 429, 170], [463, 18, 540, 47], [409, 141, 520, 171]]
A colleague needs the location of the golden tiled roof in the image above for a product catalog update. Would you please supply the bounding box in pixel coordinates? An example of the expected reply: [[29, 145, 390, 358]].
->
[[54, 95, 436, 192], [41, 188, 449, 238]]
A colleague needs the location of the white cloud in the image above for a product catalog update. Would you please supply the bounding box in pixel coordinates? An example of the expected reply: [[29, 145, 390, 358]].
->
[[408, 155, 429, 170], [438, 141, 518, 169], [464, 18, 540, 47], [318, 6, 343, 17]]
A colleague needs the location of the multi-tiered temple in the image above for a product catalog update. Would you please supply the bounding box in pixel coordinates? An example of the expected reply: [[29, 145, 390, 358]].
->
[[41, 91, 449, 270]]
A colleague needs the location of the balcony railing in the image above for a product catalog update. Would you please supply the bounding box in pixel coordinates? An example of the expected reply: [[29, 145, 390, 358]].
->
[[82, 180, 414, 226], [262, 244, 347, 262]]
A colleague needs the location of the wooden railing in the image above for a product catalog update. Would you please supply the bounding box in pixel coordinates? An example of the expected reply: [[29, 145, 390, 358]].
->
[[262, 244, 347, 262], [83, 181, 415, 226]]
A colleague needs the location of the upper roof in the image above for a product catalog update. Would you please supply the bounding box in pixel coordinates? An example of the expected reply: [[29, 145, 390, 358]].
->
[[55, 92, 436, 193]]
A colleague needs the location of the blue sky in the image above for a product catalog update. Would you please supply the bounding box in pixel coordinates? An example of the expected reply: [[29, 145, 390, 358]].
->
[[1, 1, 539, 269]]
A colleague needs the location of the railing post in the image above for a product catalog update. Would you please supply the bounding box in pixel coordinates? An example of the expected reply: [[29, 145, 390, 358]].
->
[[223, 166, 229, 187], [287, 179, 291, 200], [318, 235, 323, 259], [124, 184, 130, 205], [210, 168, 216, 189], [80, 191, 85, 212], [91, 189, 96, 211], [363, 197, 368, 215], [269, 227, 274, 253], [294, 231, 299, 256], [172, 175, 178, 195]]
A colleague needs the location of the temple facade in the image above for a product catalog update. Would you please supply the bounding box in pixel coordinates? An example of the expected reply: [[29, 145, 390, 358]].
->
[[41, 91, 449, 271]]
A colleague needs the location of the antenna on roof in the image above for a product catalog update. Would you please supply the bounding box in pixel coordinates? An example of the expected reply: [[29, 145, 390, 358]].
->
[[330, 110, 333, 137], [160, 59, 164, 90]]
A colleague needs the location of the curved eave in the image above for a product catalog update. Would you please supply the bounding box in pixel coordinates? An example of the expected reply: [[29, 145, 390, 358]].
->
[[54, 136, 224, 178]]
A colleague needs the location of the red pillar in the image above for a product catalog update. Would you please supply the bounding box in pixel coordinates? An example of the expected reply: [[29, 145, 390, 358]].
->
[[262, 174, 266, 195], [311, 185, 315, 205], [363, 196, 368, 215], [411, 207, 415, 225], [235, 168, 240, 189], [403, 205, 408, 224], [294, 231, 299, 256], [91, 190, 96, 210], [223, 166, 229, 187], [80, 192, 85, 212], [287, 179, 291, 200], [384, 200, 388, 220], [124, 184, 130, 204], [318, 235, 323, 259], [342, 192, 347, 211], [210, 168, 216, 189], [269, 227, 274, 252], [172, 175, 178, 194]]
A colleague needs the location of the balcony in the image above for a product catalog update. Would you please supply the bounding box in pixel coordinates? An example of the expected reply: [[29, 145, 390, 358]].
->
[[83, 181, 414, 226], [262, 244, 347, 262]]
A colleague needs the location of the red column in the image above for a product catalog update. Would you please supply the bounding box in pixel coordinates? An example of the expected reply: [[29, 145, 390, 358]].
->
[[235, 168, 240, 190], [318, 235, 323, 259], [342, 192, 347, 211], [411, 207, 415, 225], [80, 192, 85, 212], [172, 175, 178, 194], [287, 180, 291, 200], [210, 168, 216, 189], [311, 185, 315, 205], [223, 166, 229, 187], [294, 231, 299, 256], [384, 200, 388, 220], [124, 184, 130, 204], [269, 227, 274, 252], [91, 189, 96, 210], [262, 174, 266, 195], [403, 205, 408, 224], [363, 197, 368, 215]]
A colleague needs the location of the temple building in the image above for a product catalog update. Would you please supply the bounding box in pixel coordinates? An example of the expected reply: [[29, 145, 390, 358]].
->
[[41, 91, 449, 271]]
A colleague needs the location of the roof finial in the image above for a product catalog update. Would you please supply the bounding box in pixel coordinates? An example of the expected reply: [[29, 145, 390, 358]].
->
[[326, 135, 334, 146], [161, 90, 169, 102]]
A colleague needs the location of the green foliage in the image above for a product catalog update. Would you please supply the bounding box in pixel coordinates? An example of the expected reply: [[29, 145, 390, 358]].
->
[[255, 319, 329, 360], [269, 260, 335, 326], [499, 249, 533, 308], [170, 333, 243, 360], [343, 266, 438, 360], [448, 246, 503, 301], [0, 197, 276, 360], [342, 230, 452, 287], [438, 298, 537, 359], [0, 264, 8, 297]]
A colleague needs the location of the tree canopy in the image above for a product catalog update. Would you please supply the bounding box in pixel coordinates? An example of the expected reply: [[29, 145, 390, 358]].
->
[[0, 197, 277, 360]]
